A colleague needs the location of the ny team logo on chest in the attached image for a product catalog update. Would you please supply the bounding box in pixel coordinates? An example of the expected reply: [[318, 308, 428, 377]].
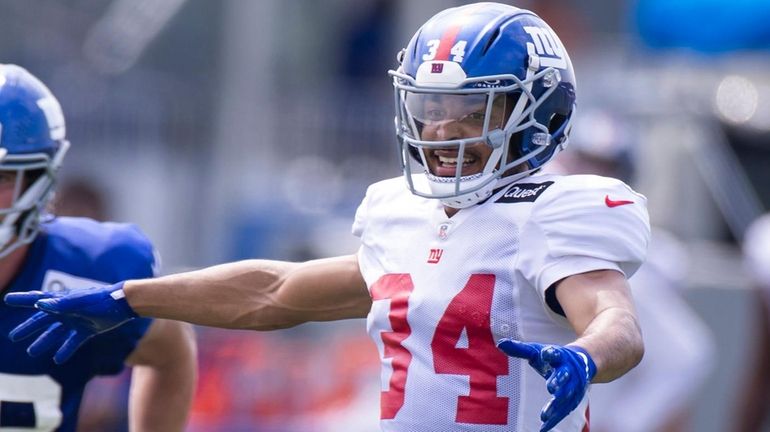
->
[[427, 248, 444, 264]]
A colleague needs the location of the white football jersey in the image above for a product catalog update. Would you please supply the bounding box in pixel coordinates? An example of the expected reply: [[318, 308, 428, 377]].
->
[[352, 173, 650, 432]]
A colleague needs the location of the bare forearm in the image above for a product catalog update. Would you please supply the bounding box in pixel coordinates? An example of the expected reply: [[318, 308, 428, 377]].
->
[[128, 320, 197, 432], [128, 363, 196, 432], [557, 270, 644, 383], [571, 306, 644, 383], [125, 260, 297, 329], [124, 257, 371, 330]]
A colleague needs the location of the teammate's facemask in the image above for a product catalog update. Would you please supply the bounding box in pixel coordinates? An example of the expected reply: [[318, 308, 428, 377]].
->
[[0, 64, 69, 259]]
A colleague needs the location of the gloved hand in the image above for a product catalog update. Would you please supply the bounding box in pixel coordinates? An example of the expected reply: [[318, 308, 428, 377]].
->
[[497, 339, 596, 432], [4, 282, 137, 364]]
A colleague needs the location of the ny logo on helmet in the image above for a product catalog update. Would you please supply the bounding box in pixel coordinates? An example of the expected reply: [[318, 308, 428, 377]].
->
[[523, 26, 567, 70]]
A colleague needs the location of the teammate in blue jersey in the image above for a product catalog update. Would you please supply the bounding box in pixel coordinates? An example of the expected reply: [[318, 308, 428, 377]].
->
[[0, 64, 197, 432]]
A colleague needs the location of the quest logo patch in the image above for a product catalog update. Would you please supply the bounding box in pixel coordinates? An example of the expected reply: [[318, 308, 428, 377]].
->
[[495, 181, 554, 203]]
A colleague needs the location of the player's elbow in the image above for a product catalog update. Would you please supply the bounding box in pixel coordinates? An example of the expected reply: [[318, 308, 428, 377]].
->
[[630, 335, 645, 370], [627, 316, 645, 370]]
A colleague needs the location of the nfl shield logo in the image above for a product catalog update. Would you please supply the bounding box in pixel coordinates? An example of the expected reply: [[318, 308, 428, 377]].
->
[[438, 223, 450, 240], [431, 63, 444, 73]]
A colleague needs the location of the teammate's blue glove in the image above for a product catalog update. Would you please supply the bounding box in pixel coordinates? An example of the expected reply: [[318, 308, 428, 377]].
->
[[4, 282, 137, 364], [497, 339, 596, 432]]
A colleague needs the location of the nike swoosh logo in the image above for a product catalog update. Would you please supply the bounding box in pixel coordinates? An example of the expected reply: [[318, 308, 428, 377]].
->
[[605, 195, 634, 208]]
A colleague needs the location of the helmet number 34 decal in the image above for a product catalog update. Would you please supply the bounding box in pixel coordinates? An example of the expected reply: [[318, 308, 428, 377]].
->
[[422, 39, 468, 63], [523, 26, 567, 69]]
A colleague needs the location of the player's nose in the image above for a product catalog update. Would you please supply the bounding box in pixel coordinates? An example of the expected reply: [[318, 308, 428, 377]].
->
[[423, 120, 462, 141]]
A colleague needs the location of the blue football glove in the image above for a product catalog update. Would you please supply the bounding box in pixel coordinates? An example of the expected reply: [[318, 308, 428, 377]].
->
[[4, 282, 137, 364], [497, 339, 596, 432]]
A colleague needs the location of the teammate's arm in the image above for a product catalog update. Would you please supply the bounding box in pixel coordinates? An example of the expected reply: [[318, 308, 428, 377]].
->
[[125, 254, 372, 329], [554, 269, 644, 383], [124, 319, 197, 432]]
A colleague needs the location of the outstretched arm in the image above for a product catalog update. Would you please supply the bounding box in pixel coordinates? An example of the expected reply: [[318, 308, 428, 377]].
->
[[125, 319, 197, 432], [497, 269, 643, 432], [5, 255, 372, 363], [555, 269, 644, 383], [126, 255, 372, 330]]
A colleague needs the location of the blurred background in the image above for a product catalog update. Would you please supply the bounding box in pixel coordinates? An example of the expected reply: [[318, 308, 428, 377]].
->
[[3, 0, 770, 431]]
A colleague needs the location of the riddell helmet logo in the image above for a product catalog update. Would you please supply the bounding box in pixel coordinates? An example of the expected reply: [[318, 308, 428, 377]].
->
[[431, 63, 444, 73]]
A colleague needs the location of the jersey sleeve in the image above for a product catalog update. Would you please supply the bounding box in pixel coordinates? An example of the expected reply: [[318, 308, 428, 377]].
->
[[102, 222, 159, 280], [81, 222, 158, 374], [351, 185, 372, 239], [517, 176, 651, 307], [90, 223, 157, 374]]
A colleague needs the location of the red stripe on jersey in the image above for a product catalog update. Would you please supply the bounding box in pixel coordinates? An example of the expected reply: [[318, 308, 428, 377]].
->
[[582, 405, 590, 432], [435, 24, 462, 60]]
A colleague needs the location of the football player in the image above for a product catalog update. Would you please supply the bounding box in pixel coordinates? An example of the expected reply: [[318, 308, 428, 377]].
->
[[0, 64, 196, 432], [5, 4, 649, 432]]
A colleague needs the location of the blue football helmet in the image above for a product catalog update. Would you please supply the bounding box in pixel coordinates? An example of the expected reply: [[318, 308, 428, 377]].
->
[[0, 64, 69, 258], [390, 2, 576, 208]]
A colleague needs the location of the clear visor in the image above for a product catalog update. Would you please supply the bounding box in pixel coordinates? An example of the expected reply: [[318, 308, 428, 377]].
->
[[390, 67, 567, 205], [403, 92, 509, 142]]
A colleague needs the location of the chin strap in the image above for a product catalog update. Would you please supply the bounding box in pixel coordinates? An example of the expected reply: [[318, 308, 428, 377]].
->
[[439, 182, 496, 209]]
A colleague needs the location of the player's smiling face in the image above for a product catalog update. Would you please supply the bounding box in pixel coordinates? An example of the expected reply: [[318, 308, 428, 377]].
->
[[407, 93, 509, 177], [423, 137, 493, 178]]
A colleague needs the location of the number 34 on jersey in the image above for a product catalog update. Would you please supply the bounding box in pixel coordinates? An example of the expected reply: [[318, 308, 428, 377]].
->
[[370, 273, 510, 425]]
